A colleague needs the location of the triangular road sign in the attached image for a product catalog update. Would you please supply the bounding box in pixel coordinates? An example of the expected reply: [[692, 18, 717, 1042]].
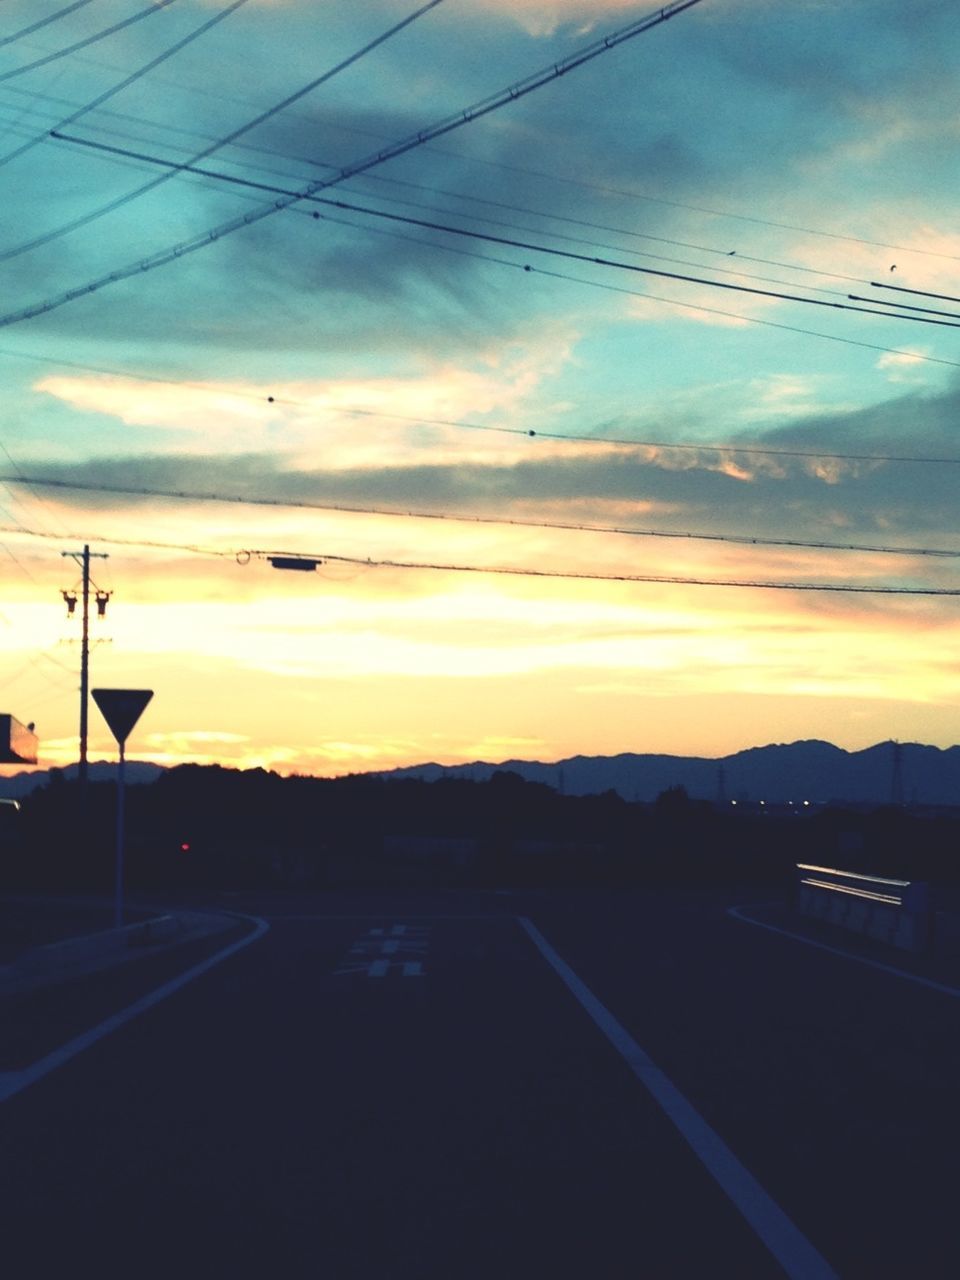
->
[[92, 688, 153, 746]]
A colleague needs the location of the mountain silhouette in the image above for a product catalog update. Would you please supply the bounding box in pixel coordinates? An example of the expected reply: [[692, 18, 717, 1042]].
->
[[0, 760, 164, 799], [377, 740, 960, 806], [3, 741, 958, 806]]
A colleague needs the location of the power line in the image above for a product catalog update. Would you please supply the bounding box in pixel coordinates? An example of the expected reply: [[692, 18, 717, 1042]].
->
[[522, 258, 960, 371], [219, 194, 960, 373], [0, 0, 446, 263], [300, 201, 960, 373], [81, 47, 959, 272], [847, 294, 960, 322], [0, 0, 706, 329], [0, 0, 256, 172], [10, 15, 956, 275], [0, 66, 913, 301], [0, 0, 98, 51], [248, 550, 960, 598], [453, 155, 960, 265], [4, 474, 958, 564], [300, 196, 960, 331], [34, 114, 861, 302], [332, 170, 881, 291], [0, 517, 954, 599], [331, 189, 854, 301], [51, 133, 960, 336], [0, 433, 72, 538], [102, 133, 866, 302], [0, 437, 51, 582], [0, 527, 37, 583], [0, 77, 883, 296], [1, 330, 958, 464], [7, 131, 946, 373], [0, 521, 232, 557], [17, 96, 929, 340], [871, 281, 960, 307], [0, 0, 181, 84]]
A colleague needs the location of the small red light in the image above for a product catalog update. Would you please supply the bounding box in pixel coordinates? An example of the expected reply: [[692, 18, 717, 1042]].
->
[[180, 842, 190, 853]]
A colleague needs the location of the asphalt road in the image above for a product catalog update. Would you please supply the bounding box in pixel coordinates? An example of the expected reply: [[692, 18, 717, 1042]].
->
[[2, 886, 959, 1278]]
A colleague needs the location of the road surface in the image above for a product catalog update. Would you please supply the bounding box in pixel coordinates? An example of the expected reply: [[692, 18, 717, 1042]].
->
[[2, 886, 958, 1278]]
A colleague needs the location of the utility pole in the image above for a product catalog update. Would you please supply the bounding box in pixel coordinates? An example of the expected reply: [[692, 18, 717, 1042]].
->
[[61, 544, 109, 788]]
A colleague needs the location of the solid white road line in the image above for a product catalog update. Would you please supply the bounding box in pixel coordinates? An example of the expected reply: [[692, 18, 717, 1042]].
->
[[0, 913, 270, 1105], [728, 902, 960, 998], [517, 916, 837, 1280]]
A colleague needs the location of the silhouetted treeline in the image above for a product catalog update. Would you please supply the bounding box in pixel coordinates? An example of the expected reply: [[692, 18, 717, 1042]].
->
[[3, 764, 960, 893]]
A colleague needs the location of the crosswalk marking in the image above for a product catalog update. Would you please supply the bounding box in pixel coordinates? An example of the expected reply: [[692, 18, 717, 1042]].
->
[[333, 923, 432, 979]]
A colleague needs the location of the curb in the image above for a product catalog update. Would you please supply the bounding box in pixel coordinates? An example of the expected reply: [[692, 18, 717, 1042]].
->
[[0, 909, 237, 997]]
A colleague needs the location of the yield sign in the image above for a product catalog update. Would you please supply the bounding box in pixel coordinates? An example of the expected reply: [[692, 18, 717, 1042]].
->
[[92, 688, 153, 746]]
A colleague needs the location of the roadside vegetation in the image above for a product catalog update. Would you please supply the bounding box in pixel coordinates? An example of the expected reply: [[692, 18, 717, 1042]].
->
[[3, 765, 959, 894]]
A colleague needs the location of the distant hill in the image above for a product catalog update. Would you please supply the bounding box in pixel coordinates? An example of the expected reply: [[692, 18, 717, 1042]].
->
[[377, 740, 960, 807], [5, 741, 959, 807], [0, 760, 164, 799]]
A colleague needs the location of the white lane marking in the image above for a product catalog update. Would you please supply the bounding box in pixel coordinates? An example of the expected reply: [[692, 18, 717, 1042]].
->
[[367, 960, 424, 978], [0, 914, 270, 1105], [332, 922, 431, 978], [728, 903, 960, 998], [517, 916, 837, 1280]]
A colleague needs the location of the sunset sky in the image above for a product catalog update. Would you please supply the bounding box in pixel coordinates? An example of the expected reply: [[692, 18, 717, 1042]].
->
[[1, 0, 959, 777]]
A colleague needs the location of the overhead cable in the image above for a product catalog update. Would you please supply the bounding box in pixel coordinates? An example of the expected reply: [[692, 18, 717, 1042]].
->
[[871, 282, 960, 307], [847, 294, 960, 322], [1, 336, 958, 462], [458, 157, 960, 263], [50, 134, 960, 334], [0, 0, 180, 84], [0, 521, 234, 557], [246, 550, 960, 598], [0, 0, 706, 328], [33, 126, 858, 301], [0, 72, 909, 295], [0, 0, 255, 172], [520, 258, 960, 369], [0, 0, 98, 51], [302, 198, 960, 330], [0, 0, 446, 260], [0, 81, 878, 293], [2, 522, 956, 596], [3, 473, 958, 563]]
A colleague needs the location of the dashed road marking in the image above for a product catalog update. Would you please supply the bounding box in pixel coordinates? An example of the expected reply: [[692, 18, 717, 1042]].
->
[[333, 922, 431, 978]]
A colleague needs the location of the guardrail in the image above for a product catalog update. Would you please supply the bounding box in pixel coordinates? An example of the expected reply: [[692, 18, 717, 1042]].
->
[[795, 862, 932, 953]]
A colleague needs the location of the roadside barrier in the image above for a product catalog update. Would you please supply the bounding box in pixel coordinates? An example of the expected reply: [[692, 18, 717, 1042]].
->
[[795, 862, 932, 953]]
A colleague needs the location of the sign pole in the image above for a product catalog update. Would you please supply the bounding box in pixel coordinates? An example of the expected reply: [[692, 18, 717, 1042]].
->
[[91, 688, 153, 932], [115, 739, 126, 928]]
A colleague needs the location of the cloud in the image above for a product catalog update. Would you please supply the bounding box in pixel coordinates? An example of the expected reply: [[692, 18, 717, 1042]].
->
[[465, 0, 649, 38], [11, 374, 960, 597], [876, 348, 934, 386], [31, 334, 584, 467]]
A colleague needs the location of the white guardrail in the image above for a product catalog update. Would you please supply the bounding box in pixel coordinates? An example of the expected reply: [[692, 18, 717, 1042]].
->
[[795, 863, 933, 954]]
